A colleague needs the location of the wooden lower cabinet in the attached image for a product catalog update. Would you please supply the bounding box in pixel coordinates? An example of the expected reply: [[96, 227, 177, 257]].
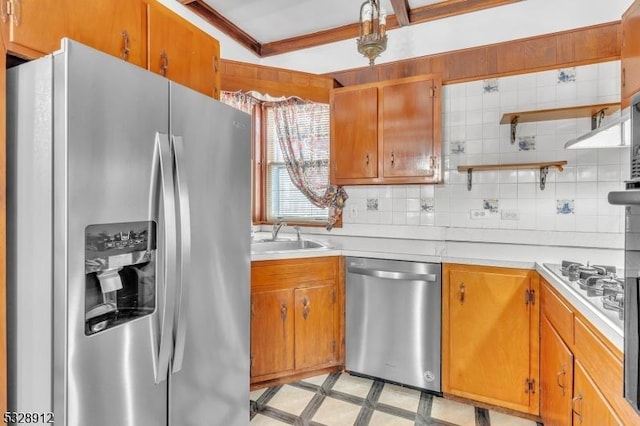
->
[[250, 256, 343, 388], [540, 279, 639, 425], [572, 360, 622, 425], [540, 315, 574, 425], [442, 264, 539, 415]]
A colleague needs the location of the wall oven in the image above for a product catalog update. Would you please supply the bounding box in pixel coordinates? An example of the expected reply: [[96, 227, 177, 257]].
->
[[609, 91, 640, 414]]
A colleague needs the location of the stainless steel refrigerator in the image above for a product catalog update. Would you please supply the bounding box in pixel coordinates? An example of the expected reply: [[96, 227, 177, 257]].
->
[[7, 39, 251, 426]]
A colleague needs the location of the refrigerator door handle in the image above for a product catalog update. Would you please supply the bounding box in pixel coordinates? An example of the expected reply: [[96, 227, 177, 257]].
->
[[171, 134, 191, 374], [151, 132, 178, 384]]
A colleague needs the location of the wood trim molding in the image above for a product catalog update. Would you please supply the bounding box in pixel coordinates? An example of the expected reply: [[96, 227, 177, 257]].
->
[[220, 59, 337, 103], [182, 0, 522, 57], [328, 21, 622, 87]]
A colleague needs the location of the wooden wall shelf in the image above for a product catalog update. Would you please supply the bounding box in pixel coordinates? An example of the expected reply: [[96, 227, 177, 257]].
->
[[457, 161, 568, 190], [501, 103, 621, 144]]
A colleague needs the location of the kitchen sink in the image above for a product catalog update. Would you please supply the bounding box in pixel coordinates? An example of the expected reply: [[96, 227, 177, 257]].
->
[[251, 239, 329, 254]]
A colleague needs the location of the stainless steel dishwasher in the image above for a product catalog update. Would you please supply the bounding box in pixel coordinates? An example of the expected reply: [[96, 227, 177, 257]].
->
[[345, 257, 442, 393]]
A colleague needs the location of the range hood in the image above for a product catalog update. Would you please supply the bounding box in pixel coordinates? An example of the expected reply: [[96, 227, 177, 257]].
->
[[564, 109, 630, 149]]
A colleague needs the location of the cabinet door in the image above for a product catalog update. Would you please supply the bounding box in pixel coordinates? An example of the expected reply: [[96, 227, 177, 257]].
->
[[147, 1, 219, 98], [573, 360, 623, 425], [250, 289, 295, 378], [445, 265, 538, 414], [381, 78, 438, 180], [540, 315, 573, 426], [621, 0, 640, 107], [330, 86, 378, 183], [2, 0, 146, 66], [294, 283, 336, 370], [190, 30, 220, 99]]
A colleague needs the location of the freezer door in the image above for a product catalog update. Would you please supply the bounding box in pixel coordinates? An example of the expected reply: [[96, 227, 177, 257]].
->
[[168, 83, 251, 426], [60, 40, 171, 426]]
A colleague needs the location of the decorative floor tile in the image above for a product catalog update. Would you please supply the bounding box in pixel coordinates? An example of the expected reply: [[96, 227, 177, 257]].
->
[[303, 373, 329, 387], [250, 413, 290, 425], [264, 384, 315, 416], [250, 372, 543, 426], [369, 410, 414, 425], [430, 397, 476, 425], [489, 410, 538, 426], [331, 374, 375, 399], [377, 383, 421, 412], [312, 396, 361, 425]]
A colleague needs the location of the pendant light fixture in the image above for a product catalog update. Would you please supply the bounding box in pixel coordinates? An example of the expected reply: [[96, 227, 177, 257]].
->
[[357, 0, 388, 66]]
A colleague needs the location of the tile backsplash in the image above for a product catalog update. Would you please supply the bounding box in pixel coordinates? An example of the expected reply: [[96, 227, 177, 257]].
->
[[342, 62, 628, 234]]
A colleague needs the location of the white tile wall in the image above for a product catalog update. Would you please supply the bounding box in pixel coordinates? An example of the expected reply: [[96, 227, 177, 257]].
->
[[342, 61, 627, 234]]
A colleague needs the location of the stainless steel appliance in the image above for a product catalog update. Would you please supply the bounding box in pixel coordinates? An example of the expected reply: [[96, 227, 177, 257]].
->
[[543, 262, 624, 330], [608, 90, 640, 414], [7, 39, 251, 426], [345, 257, 442, 393]]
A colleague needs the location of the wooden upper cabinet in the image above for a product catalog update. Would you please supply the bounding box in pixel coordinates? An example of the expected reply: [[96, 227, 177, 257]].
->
[[442, 264, 539, 415], [330, 74, 442, 185], [330, 86, 378, 181], [381, 78, 437, 179], [1, 0, 146, 67], [146, 1, 220, 98], [622, 0, 640, 108]]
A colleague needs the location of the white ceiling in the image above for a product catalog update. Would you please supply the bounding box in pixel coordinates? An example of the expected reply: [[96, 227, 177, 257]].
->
[[199, 0, 446, 43], [159, 0, 636, 73]]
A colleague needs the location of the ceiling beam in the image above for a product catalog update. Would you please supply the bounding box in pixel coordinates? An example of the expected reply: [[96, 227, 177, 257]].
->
[[389, 0, 410, 26], [180, 0, 523, 58], [179, 0, 261, 56]]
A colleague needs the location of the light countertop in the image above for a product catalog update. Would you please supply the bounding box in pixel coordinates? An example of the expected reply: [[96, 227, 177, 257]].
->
[[251, 232, 624, 350]]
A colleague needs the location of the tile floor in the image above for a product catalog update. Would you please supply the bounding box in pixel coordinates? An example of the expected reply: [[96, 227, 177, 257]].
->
[[250, 372, 543, 426]]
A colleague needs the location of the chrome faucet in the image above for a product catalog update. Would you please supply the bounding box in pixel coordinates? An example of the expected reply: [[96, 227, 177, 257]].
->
[[272, 221, 287, 240]]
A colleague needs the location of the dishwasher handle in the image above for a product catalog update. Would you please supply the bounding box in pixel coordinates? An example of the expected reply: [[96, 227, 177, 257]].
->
[[347, 265, 438, 282]]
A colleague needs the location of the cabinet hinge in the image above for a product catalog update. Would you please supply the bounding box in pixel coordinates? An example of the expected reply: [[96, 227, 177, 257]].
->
[[430, 86, 436, 97], [525, 378, 536, 393], [332, 340, 336, 354], [250, 355, 254, 370], [525, 289, 536, 306], [331, 288, 336, 304], [250, 298, 254, 317]]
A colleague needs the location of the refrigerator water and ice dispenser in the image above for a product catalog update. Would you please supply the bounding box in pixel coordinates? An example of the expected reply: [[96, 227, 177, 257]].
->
[[85, 221, 157, 335]]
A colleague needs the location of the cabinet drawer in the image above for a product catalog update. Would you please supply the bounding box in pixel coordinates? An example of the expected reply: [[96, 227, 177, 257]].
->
[[541, 280, 574, 345], [252, 257, 339, 290]]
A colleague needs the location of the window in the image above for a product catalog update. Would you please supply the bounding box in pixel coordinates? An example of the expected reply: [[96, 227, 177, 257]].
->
[[264, 104, 330, 223], [221, 91, 338, 227]]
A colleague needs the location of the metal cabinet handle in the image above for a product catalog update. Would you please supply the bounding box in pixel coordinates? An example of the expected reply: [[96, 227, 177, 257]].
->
[[302, 297, 310, 320], [459, 283, 465, 303], [160, 50, 169, 76], [1, 0, 20, 26], [390, 151, 395, 167], [572, 394, 583, 423], [557, 367, 566, 395], [213, 55, 219, 73], [365, 153, 370, 165], [121, 30, 130, 61], [280, 302, 287, 321]]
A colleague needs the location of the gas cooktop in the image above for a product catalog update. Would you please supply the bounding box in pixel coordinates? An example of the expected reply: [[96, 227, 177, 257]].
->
[[543, 262, 624, 331]]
